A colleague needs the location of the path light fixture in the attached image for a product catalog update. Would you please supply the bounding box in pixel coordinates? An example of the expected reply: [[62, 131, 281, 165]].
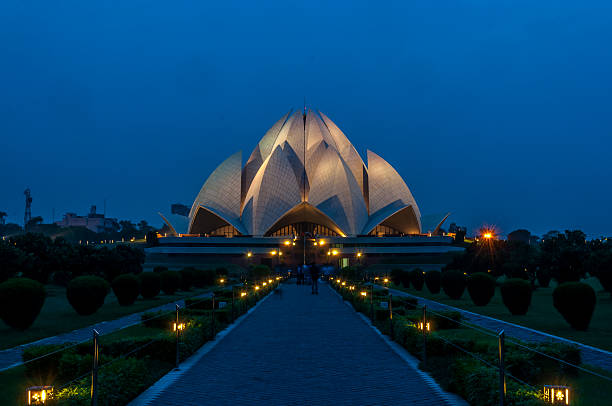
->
[[383, 278, 389, 284], [173, 322, 186, 332], [27, 386, 53, 405], [284, 240, 291, 246], [262, 282, 267, 286], [544, 385, 570, 405], [255, 285, 260, 290], [360, 290, 367, 297], [349, 285, 355, 290], [247, 252, 252, 258], [336, 279, 341, 283], [268, 279, 273, 283], [341, 281, 346, 286], [332, 249, 339, 256], [240, 292, 247, 297], [219, 278, 225, 284], [418, 322, 431, 332]]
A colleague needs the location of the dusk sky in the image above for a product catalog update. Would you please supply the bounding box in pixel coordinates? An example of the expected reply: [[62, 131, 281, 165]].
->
[[1, 1, 611, 238]]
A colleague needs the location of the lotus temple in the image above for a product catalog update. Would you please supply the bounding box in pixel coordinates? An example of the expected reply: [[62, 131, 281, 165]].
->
[[151, 109, 462, 268]]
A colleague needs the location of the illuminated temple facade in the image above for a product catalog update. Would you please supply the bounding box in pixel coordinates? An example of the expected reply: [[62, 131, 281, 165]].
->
[[162, 109, 437, 238]]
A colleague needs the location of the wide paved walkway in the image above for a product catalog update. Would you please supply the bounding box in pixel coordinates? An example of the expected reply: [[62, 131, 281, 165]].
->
[[146, 283, 451, 405]]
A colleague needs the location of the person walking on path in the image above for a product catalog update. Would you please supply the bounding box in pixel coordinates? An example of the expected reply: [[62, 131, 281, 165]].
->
[[310, 263, 320, 294]]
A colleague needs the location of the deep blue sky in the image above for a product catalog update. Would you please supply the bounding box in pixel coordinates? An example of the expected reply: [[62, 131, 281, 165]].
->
[[1, 1, 611, 238]]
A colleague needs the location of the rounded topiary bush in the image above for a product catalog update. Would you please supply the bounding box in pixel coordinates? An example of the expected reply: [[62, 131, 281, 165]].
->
[[553, 282, 596, 331], [441, 270, 466, 299], [139, 272, 161, 299], [193, 269, 216, 288], [112, 274, 140, 306], [0, 278, 46, 330], [500, 278, 532, 315], [467, 273, 496, 306], [67, 276, 110, 316], [410, 269, 425, 291], [424, 271, 441, 294], [160, 271, 181, 295], [399, 270, 411, 288], [179, 268, 195, 291], [390, 269, 403, 286]]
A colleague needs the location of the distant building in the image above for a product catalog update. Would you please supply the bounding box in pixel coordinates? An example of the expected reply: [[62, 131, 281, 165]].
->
[[55, 206, 119, 233], [171, 203, 190, 217]]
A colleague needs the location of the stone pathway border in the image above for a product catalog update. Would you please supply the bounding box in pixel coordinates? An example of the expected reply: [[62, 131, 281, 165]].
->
[[384, 286, 612, 373], [0, 292, 212, 372]]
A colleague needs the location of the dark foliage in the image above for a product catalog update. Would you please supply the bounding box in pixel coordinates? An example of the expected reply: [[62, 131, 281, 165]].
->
[[193, 269, 216, 287], [424, 271, 441, 293], [179, 267, 195, 290], [390, 269, 403, 286], [0, 278, 46, 330], [160, 271, 181, 295], [139, 272, 161, 299], [535, 268, 551, 287], [409, 269, 425, 290], [467, 272, 496, 306], [553, 282, 596, 331], [500, 279, 532, 315], [153, 266, 168, 273], [112, 274, 140, 306], [441, 270, 466, 299], [66, 276, 110, 315]]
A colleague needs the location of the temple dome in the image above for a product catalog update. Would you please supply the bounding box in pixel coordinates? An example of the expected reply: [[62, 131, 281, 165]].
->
[[173, 110, 424, 237]]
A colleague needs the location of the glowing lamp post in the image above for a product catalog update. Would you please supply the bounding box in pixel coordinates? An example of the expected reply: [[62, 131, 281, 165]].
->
[[544, 385, 570, 405], [240, 292, 247, 297], [173, 322, 186, 332], [27, 386, 52, 405]]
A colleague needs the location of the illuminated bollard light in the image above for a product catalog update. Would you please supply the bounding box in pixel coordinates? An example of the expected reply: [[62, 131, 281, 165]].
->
[[173, 322, 186, 332], [240, 292, 247, 297], [544, 385, 570, 405], [27, 386, 53, 405], [418, 321, 431, 332]]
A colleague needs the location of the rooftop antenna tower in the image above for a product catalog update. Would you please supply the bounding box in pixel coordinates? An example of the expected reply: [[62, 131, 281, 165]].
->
[[24, 188, 32, 226]]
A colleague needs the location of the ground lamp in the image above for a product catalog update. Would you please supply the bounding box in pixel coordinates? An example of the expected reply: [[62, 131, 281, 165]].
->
[[418, 322, 431, 332], [341, 281, 346, 286], [173, 322, 186, 332], [255, 285, 260, 290], [27, 386, 52, 405], [241, 291, 247, 297], [543, 385, 570, 405], [360, 290, 367, 297], [219, 278, 225, 285]]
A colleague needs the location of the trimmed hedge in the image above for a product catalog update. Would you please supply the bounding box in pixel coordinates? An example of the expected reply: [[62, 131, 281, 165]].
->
[[179, 267, 195, 291], [153, 266, 168, 273], [193, 269, 216, 288], [399, 270, 411, 288], [0, 278, 46, 330], [67, 276, 110, 316], [410, 269, 425, 291], [441, 270, 466, 299], [467, 273, 496, 306], [160, 271, 181, 295], [424, 271, 441, 294], [390, 269, 404, 286], [139, 272, 161, 299], [536, 268, 551, 288], [553, 282, 596, 331], [112, 274, 140, 306], [500, 279, 532, 315]]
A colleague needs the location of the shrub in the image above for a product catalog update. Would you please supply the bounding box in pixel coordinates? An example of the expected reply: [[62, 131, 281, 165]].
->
[[112, 274, 140, 306], [66, 276, 109, 316], [179, 267, 195, 291], [193, 269, 216, 287], [160, 271, 181, 295], [0, 278, 46, 330], [441, 270, 466, 299], [553, 282, 596, 331], [410, 269, 425, 290], [500, 279, 532, 315], [139, 272, 161, 299], [399, 270, 411, 288], [390, 269, 403, 286], [153, 266, 168, 273], [467, 273, 496, 306], [424, 271, 441, 293], [216, 267, 228, 277], [536, 268, 551, 288]]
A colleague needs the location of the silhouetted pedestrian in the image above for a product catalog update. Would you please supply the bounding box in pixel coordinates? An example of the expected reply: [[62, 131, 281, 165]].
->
[[310, 263, 320, 294]]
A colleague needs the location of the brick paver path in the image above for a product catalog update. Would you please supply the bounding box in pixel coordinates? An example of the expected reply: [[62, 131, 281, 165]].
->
[[146, 283, 451, 405]]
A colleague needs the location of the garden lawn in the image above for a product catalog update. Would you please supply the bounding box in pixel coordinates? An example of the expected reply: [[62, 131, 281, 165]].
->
[[387, 277, 612, 352], [0, 285, 211, 350]]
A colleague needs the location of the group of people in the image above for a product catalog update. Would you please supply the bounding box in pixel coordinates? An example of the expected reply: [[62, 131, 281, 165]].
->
[[295, 263, 320, 294]]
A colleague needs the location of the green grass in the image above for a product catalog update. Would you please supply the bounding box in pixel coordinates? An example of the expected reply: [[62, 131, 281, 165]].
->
[[386, 277, 612, 352], [0, 365, 26, 406], [0, 285, 211, 350]]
